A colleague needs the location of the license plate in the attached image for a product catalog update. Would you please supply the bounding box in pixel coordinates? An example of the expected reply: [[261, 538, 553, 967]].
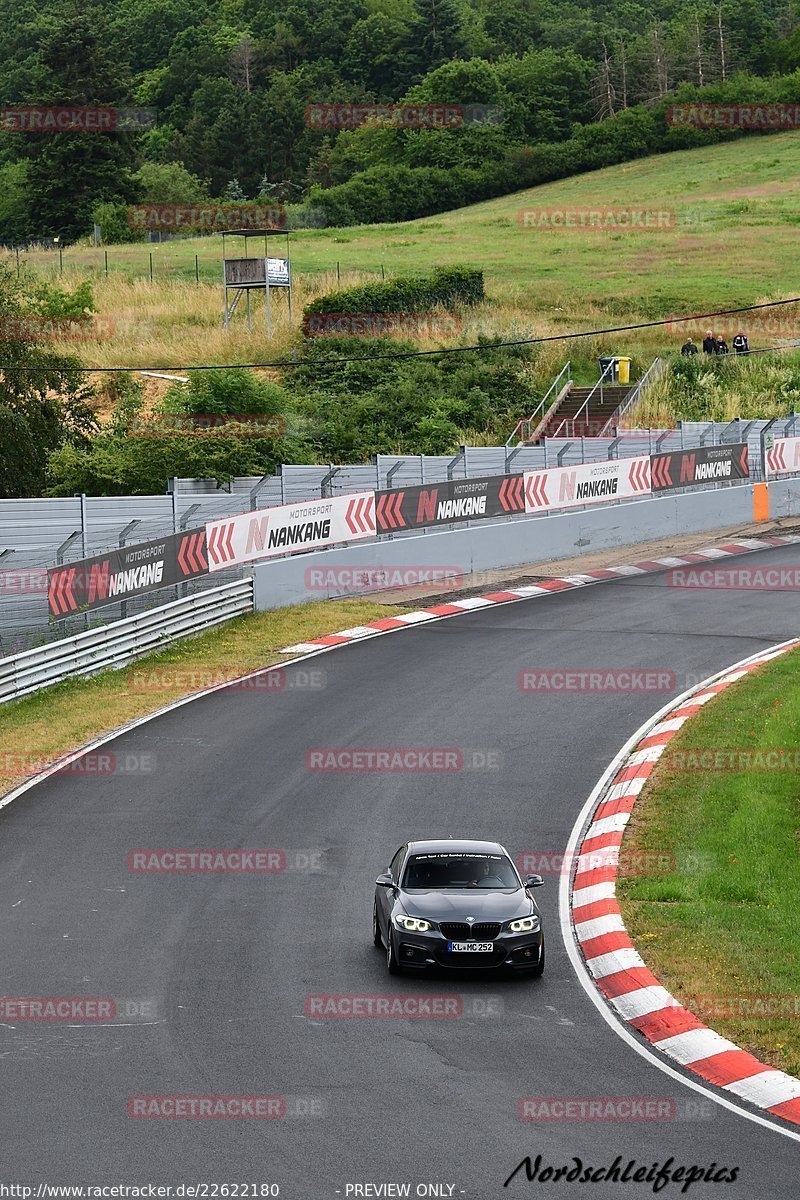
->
[[448, 942, 493, 953]]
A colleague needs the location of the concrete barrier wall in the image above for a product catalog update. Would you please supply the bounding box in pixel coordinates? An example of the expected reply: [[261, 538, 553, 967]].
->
[[254, 483, 797, 611]]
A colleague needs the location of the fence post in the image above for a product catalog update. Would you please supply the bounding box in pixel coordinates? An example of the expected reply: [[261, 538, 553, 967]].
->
[[179, 502, 201, 598], [79, 493, 89, 629], [195, 255, 199, 284], [336, 261, 340, 284], [149, 252, 153, 282], [15, 246, 19, 277], [104, 250, 108, 275], [118, 520, 142, 619], [55, 530, 82, 638]]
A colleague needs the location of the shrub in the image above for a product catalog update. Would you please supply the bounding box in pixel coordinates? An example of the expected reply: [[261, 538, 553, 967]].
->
[[303, 267, 484, 323]]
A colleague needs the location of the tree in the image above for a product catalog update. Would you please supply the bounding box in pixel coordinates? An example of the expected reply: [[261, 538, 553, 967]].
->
[[0, 266, 97, 498], [21, 0, 141, 242], [231, 35, 259, 93], [136, 161, 209, 203], [224, 177, 247, 200], [409, 0, 468, 76], [0, 161, 32, 243]]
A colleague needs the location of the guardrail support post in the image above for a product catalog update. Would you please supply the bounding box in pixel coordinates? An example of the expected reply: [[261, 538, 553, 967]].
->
[[557, 443, 572, 467]]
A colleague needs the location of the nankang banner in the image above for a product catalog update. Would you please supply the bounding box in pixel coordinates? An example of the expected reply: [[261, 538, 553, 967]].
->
[[205, 492, 376, 571], [650, 443, 749, 492], [765, 435, 800, 478], [375, 474, 525, 532], [524, 457, 651, 514], [48, 529, 209, 618]]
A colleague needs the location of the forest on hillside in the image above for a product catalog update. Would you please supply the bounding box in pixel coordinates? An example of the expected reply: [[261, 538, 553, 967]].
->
[[1, 0, 799, 240]]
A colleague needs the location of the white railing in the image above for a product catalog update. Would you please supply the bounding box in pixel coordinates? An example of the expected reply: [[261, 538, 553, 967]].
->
[[0, 578, 253, 704], [505, 362, 571, 447], [598, 357, 666, 435]]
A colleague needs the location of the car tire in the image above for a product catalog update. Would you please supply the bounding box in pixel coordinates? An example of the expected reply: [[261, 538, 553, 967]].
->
[[372, 900, 383, 948], [386, 926, 401, 975]]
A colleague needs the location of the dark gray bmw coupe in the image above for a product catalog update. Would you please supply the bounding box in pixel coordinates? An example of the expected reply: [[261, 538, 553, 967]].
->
[[373, 839, 544, 976]]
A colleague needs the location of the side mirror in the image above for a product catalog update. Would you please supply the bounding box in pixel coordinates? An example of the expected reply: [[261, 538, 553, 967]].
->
[[375, 873, 394, 887], [523, 873, 544, 888]]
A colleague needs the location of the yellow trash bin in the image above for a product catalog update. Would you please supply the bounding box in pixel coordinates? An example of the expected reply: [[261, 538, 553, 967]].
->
[[617, 356, 631, 384]]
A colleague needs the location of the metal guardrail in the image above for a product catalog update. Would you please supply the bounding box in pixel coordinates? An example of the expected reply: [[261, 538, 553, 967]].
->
[[0, 578, 253, 705]]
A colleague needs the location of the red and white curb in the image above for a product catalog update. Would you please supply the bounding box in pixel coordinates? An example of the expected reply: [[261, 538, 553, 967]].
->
[[569, 638, 800, 1130], [278, 534, 800, 654]]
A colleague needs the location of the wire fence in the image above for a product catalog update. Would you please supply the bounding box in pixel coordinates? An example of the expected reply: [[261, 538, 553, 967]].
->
[[0, 244, 393, 286]]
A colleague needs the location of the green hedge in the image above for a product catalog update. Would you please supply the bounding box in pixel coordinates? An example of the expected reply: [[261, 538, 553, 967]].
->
[[303, 267, 484, 320]]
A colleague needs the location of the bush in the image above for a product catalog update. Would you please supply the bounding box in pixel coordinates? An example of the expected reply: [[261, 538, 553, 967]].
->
[[303, 267, 484, 323]]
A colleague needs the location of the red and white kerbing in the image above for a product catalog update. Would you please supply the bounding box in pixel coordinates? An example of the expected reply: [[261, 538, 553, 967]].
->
[[570, 640, 800, 1128]]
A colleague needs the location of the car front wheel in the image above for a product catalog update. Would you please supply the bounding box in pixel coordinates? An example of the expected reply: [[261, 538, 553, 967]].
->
[[386, 925, 400, 975]]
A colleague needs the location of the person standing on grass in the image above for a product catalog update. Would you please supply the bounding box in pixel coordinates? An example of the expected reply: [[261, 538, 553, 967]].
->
[[681, 337, 698, 356], [733, 330, 750, 354], [716, 334, 729, 354], [703, 329, 716, 354]]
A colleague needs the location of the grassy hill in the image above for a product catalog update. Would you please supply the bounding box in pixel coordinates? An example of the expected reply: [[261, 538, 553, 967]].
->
[[5, 132, 800, 375]]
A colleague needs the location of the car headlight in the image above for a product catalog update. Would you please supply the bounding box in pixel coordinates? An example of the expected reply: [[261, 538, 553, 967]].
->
[[395, 915, 433, 932], [509, 916, 540, 933]]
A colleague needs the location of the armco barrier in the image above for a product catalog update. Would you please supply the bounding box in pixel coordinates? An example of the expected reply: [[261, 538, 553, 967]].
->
[[0, 579, 253, 704]]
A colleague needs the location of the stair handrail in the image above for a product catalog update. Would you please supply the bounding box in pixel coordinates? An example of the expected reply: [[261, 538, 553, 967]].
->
[[596, 357, 665, 437], [552, 358, 616, 439], [505, 361, 571, 447]]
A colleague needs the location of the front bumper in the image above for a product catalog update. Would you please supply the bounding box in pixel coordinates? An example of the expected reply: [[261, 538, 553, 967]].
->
[[394, 927, 543, 971]]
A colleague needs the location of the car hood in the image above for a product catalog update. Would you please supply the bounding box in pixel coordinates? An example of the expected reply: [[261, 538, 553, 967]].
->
[[399, 888, 534, 923]]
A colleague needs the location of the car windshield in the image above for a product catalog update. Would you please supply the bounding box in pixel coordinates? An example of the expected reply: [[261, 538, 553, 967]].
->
[[402, 853, 519, 889]]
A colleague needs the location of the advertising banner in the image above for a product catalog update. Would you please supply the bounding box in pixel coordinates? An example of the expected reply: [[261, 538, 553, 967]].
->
[[48, 528, 208, 618], [650, 443, 748, 492], [375, 474, 525, 532], [206, 493, 375, 572], [765, 436, 800, 478], [524, 457, 651, 514]]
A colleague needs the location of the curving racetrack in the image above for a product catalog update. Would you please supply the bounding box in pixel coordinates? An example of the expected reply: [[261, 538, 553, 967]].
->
[[2, 543, 800, 1196]]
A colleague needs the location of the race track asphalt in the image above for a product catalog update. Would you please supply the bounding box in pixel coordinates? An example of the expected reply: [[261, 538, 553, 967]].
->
[[2, 543, 800, 1197]]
